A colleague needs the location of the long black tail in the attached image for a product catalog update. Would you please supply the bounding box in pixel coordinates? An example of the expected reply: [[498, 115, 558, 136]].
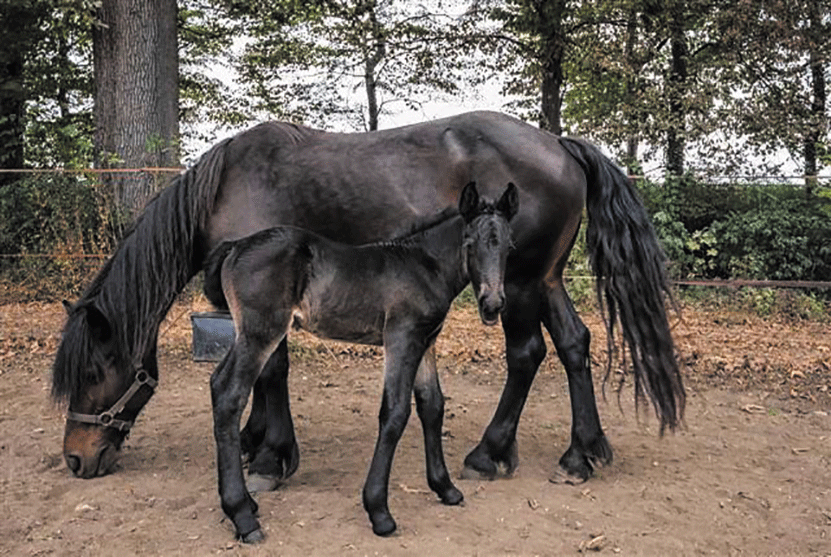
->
[[202, 241, 235, 310], [560, 137, 685, 433]]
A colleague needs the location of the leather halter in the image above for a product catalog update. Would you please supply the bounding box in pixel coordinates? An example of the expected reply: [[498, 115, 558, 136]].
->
[[66, 369, 157, 432]]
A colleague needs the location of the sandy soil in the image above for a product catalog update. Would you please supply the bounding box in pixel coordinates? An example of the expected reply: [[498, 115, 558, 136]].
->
[[1, 299, 829, 556]]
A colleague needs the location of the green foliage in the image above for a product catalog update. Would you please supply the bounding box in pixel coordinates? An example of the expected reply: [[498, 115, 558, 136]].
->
[[563, 221, 596, 311], [227, 0, 473, 130], [709, 198, 831, 281], [640, 177, 831, 283], [0, 174, 120, 297]]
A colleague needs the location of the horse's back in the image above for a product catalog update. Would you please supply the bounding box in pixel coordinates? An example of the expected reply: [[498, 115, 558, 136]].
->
[[206, 112, 587, 282]]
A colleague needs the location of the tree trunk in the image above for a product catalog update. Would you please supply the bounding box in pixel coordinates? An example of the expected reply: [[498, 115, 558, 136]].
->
[[539, 0, 565, 135], [0, 2, 47, 185], [93, 0, 179, 217], [363, 6, 385, 132], [0, 45, 25, 186], [803, 0, 825, 196], [666, 0, 687, 177], [624, 7, 640, 174]]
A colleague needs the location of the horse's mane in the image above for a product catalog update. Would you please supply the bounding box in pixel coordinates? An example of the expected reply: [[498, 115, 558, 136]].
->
[[52, 139, 230, 405]]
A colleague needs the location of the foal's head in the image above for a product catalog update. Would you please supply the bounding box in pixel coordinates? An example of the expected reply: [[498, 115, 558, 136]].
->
[[458, 181, 519, 325]]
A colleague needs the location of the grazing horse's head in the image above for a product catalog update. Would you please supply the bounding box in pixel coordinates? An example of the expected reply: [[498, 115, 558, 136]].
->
[[459, 182, 519, 326], [53, 301, 156, 478]]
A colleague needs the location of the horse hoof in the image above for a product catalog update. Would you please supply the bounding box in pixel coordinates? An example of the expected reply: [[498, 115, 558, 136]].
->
[[549, 465, 588, 485], [247, 473, 282, 493], [459, 464, 496, 481], [241, 528, 265, 544]]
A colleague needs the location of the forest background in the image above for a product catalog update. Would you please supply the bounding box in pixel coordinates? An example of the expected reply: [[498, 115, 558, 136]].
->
[[0, 0, 829, 311]]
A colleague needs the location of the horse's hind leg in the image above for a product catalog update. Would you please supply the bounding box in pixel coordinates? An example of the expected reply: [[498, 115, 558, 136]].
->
[[413, 345, 463, 505], [463, 282, 546, 479], [246, 337, 300, 493], [542, 281, 612, 483]]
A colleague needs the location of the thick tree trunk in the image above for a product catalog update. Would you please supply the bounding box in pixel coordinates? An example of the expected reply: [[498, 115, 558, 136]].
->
[[93, 0, 179, 217]]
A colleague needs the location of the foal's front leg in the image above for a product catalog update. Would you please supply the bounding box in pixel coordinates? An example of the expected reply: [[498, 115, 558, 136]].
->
[[414, 345, 463, 505], [362, 327, 427, 536]]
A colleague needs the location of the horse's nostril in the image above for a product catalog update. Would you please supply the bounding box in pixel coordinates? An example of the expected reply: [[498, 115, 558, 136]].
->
[[66, 454, 82, 475]]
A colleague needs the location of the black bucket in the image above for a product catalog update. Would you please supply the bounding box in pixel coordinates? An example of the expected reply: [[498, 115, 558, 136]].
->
[[190, 311, 235, 361]]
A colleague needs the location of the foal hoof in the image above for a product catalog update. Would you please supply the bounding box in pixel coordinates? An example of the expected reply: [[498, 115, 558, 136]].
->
[[247, 473, 282, 493], [370, 514, 397, 537], [241, 528, 265, 544], [440, 486, 464, 506]]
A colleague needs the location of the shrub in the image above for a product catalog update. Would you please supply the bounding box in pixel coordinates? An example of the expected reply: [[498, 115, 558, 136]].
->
[[0, 173, 121, 298], [710, 198, 831, 281]]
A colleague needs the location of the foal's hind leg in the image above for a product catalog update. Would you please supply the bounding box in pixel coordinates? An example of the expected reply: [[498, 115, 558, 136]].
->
[[246, 338, 300, 493], [542, 281, 612, 483], [413, 345, 463, 505], [211, 344, 266, 543]]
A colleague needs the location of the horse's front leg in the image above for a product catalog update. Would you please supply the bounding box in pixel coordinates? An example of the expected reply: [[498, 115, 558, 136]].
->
[[211, 340, 272, 543], [362, 327, 426, 536], [463, 282, 546, 479], [245, 338, 300, 493], [542, 281, 612, 483], [413, 344, 463, 505]]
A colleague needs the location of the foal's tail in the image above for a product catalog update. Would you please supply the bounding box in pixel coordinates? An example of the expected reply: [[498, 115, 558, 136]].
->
[[202, 241, 235, 311], [559, 137, 685, 433]]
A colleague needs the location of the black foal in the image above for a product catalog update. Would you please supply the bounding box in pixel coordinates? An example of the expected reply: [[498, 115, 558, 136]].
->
[[203, 181, 518, 541]]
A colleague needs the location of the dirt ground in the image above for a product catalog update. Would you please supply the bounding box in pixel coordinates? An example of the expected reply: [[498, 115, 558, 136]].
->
[[1, 297, 829, 556]]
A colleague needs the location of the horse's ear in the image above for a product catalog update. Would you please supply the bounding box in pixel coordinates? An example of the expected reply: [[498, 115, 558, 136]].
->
[[459, 181, 479, 223], [62, 300, 73, 315], [83, 303, 113, 343], [497, 182, 519, 221]]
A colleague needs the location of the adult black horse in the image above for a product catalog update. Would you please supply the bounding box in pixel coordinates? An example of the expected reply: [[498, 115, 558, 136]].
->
[[53, 111, 684, 488]]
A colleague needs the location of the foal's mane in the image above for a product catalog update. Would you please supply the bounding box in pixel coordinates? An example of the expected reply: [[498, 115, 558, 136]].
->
[[381, 207, 460, 246], [51, 139, 230, 405]]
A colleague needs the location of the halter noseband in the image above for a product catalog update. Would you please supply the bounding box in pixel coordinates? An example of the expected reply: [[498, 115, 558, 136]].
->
[[66, 368, 157, 432]]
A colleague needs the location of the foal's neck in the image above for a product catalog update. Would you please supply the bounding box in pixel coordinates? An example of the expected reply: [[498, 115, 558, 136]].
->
[[400, 216, 469, 295]]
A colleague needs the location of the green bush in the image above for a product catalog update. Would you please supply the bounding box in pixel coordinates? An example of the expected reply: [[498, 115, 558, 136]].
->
[[710, 198, 831, 281], [0, 173, 120, 298], [639, 178, 831, 283]]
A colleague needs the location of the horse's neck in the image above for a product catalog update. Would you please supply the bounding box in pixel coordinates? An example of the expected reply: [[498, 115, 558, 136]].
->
[[91, 185, 197, 360]]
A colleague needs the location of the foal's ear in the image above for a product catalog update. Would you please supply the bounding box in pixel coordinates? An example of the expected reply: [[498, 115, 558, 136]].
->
[[62, 300, 73, 315], [459, 181, 480, 223], [497, 182, 519, 221]]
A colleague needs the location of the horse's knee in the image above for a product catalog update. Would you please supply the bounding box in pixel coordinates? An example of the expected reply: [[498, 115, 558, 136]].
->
[[506, 331, 546, 375]]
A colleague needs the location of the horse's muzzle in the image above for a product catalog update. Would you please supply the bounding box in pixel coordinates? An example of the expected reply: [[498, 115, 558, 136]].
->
[[65, 441, 118, 478]]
